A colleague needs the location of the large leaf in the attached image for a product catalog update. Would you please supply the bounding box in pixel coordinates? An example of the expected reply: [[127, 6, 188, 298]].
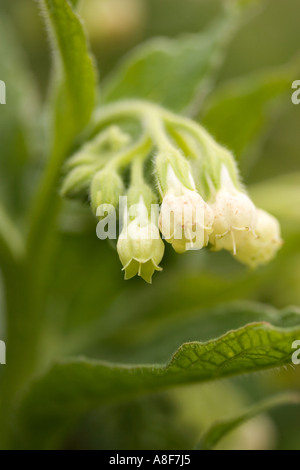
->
[[58, 241, 297, 361], [102, 5, 245, 115], [196, 393, 300, 450], [201, 60, 300, 161], [87, 302, 300, 364], [18, 321, 300, 448]]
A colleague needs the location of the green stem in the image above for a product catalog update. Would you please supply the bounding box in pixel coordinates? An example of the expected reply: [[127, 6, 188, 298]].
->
[[165, 125, 199, 161], [144, 112, 175, 153], [0, 198, 56, 448], [91, 99, 226, 160], [0, 209, 28, 448], [92, 101, 179, 154], [0, 115, 74, 450], [130, 153, 145, 186], [162, 111, 240, 188], [106, 133, 152, 173], [0, 258, 39, 449], [91, 99, 221, 170]]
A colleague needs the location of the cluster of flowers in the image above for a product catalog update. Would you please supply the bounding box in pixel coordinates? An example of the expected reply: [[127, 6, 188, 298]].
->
[[61, 102, 282, 283]]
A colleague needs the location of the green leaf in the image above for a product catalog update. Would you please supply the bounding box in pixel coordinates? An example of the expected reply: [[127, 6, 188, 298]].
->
[[18, 321, 300, 448], [201, 60, 300, 160], [39, 0, 97, 147], [88, 302, 300, 364], [28, 0, 97, 258], [196, 393, 300, 450], [102, 6, 243, 115]]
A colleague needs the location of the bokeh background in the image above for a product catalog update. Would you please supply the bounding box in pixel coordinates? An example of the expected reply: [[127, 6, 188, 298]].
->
[[0, 0, 300, 449]]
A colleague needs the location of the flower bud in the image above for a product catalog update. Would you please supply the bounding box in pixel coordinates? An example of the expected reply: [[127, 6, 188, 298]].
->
[[65, 126, 131, 171], [158, 168, 214, 253], [209, 167, 257, 254], [127, 184, 157, 217], [159, 190, 214, 253], [90, 169, 124, 214], [234, 209, 283, 268], [60, 165, 94, 199], [117, 219, 165, 283]]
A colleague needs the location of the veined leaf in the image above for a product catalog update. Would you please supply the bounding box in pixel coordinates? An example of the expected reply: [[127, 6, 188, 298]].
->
[[201, 60, 300, 159], [86, 302, 300, 364], [196, 393, 300, 450], [102, 5, 245, 116], [18, 321, 300, 448]]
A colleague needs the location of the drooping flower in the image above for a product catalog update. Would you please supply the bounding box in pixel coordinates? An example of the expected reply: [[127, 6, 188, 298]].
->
[[61, 102, 283, 282], [207, 166, 282, 266], [158, 167, 214, 253], [209, 166, 257, 254], [233, 209, 283, 268], [117, 218, 165, 283]]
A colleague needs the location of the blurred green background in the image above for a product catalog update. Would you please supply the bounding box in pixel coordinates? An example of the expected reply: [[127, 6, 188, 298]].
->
[[0, 0, 300, 450]]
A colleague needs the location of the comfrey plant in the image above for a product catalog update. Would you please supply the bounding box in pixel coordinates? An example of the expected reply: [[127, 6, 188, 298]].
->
[[2, 0, 300, 452], [62, 101, 282, 282]]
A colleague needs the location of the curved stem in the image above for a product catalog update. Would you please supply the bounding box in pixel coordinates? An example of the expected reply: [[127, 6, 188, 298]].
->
[[165, 125, 199, 161], [107, 133, 152, 173], [143, 112, 175, 153], [91, 100, 222, 161], [161, 109, 241, 189]]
